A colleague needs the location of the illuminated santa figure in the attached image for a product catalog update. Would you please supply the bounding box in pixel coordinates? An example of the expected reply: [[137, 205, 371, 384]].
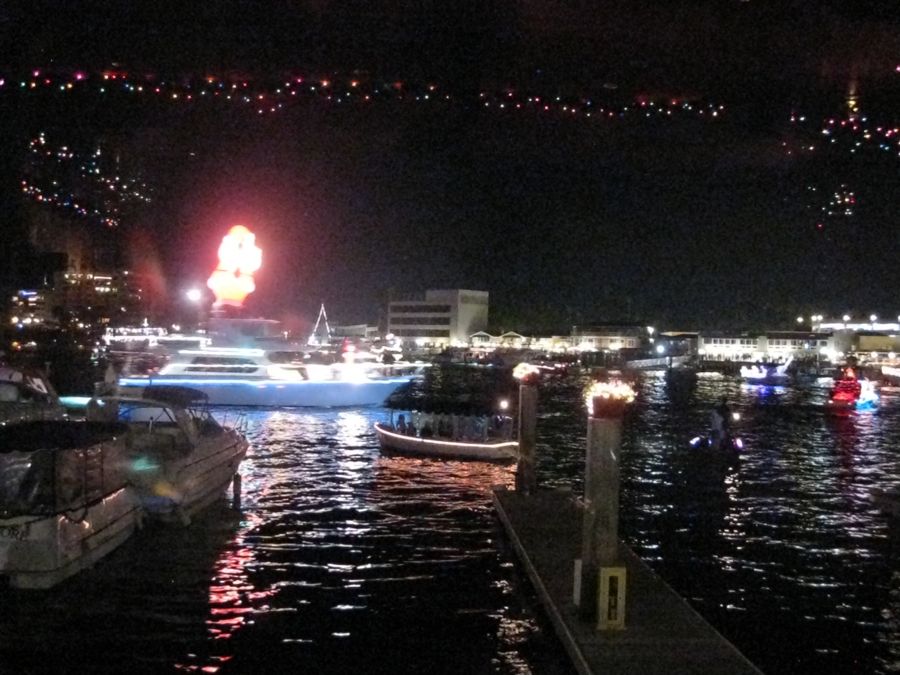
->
[[207, 225, 262, 308]]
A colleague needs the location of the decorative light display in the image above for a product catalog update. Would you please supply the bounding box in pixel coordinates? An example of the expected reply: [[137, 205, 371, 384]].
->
[[22, 132, 152, 228], [781, 88, 900, 232], [206, 225, 262, 308], [0, 66, 726, 124], [787, 111, 900, 159], [584, 379, 636, 417]]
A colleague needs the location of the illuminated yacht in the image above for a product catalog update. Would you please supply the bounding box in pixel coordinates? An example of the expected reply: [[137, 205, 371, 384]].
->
[[739, 356, 792, 386], [115, 226, 418, 406], [116, 318, 418, 407]]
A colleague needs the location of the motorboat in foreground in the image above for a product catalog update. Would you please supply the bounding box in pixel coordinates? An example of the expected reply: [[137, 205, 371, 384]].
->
[[0, 366, 66, 426], [374, 409, 518, 462], [89, 387, 249, 524], [0, 420, 141, 588], [825, 367, 878, 413]]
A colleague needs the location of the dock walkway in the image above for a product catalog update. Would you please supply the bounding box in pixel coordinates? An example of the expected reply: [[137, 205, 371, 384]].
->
[[493, 488, 762, 675]]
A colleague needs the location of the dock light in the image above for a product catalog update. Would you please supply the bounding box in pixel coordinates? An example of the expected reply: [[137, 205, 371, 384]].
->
[[655, 344, 666, 355], [843, 314, 851, 322], [584, 380, 636, 418]]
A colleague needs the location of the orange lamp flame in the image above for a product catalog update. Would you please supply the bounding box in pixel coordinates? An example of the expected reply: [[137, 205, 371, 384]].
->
[[512, 362, 541, 382], [585, 379, 636, 417], [207, 225, 262, 307]]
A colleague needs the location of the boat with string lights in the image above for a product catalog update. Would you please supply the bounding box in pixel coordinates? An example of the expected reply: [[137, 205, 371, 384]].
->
[[825, 366, 878, 413], [739, 356, 792, 386], [116, 226, 420, 407], [117, 344, 419, 408], [373, 421, 518, 461]]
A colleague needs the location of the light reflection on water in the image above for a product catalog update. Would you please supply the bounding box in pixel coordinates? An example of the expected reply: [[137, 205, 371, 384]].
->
[[1, 373, 899, 673], [0, 405, 568, 674], [536, 370, 900, 675]]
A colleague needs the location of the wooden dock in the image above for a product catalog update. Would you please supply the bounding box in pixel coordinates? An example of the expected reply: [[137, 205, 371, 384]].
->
[[493, 488, 762, 675]]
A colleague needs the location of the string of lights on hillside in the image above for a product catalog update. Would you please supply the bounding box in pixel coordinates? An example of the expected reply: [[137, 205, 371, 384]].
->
[[0, 66, 727, 123], [779, 90, 900, 232], [22, 131, 153, 228], [783, 110, 900, 159]]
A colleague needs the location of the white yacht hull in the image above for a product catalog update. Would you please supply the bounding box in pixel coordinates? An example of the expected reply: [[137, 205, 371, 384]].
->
[[118, 376, 413, 407]]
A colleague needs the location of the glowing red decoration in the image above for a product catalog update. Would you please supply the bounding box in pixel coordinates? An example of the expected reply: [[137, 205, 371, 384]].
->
[[206, 225, 262, 308]]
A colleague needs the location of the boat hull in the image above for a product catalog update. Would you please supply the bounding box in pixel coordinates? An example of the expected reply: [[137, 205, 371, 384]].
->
[[118, 376, 413, 407], [0, 487, 141, 589], [131, 433, 249, 524], [374, 422, 518, 462]]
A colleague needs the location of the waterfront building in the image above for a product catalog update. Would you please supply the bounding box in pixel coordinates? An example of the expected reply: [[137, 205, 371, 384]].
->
[[760, 331, 831, 360], [332, 323, 380, 340], [853, 332, 900, 361], [570, 324, 646, 352], [698, 331, 833, 362], [387, 289, 488, 348]]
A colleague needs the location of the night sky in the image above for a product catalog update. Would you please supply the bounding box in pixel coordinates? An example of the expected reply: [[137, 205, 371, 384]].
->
[[2, 1, 899, 331]]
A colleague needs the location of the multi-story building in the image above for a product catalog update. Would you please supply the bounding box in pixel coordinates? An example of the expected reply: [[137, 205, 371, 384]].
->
[[387, 289, 489, 347], [7, 289, 55, 328], [51, 270, 149, 327]]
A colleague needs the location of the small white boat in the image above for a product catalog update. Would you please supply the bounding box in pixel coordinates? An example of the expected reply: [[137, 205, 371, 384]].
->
[[0, 366, 66, 426], [374, 421, 518, 462], [89, 387, 249, 524], [0, 420, 141, 589]]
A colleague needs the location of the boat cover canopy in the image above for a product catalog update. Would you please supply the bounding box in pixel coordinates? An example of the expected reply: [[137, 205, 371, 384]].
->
[[0, 420, 131, 516], [0, 420, 127, 452]]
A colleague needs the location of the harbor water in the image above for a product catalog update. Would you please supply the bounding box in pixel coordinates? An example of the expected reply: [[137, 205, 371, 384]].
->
[[1, 368, 899, 673]]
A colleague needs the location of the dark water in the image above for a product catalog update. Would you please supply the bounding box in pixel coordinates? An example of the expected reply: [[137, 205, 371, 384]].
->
[[2, 370, 899, 674]]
